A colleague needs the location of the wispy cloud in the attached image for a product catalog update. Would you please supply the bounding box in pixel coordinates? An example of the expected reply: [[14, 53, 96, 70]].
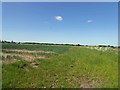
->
[[55, 16, 63, 21], [87, 20, 93, 23]]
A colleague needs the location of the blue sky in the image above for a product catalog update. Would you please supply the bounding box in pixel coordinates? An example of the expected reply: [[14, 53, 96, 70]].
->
[[2, 2, 118, 46]]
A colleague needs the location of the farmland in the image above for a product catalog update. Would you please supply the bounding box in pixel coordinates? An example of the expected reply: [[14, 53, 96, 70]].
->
[[2, 43, 118, 88]]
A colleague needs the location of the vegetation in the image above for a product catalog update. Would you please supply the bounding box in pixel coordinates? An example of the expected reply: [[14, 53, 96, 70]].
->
[[2, 43, 70, 54], [2, 43, 118, 88]]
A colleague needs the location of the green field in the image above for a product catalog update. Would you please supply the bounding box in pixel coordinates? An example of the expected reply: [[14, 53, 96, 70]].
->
[[2, 43, 118, 88]]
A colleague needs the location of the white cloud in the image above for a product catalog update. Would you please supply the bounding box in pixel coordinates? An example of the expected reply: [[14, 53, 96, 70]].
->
[[87, 20, 93, 23], [55, 16, 63, 21]]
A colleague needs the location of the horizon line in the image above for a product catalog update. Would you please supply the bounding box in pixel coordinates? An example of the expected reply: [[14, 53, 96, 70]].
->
[[1, 40, 118, 46]]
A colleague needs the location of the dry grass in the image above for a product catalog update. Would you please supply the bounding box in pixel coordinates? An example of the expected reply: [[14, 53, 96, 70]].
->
[[2, 49, 54, 64], [79, 77, 101, 88], [30, 62, 39, 68], [3, 49, 55, 53], [3, 53, 46, 60]]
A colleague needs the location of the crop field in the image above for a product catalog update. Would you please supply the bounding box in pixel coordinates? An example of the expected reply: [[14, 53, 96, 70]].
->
[[2, 43, 118, 88]]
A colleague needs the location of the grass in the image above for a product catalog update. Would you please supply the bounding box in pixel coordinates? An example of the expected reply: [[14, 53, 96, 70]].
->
[[2, 43, 118, 88], [2, 43, 70, 54]]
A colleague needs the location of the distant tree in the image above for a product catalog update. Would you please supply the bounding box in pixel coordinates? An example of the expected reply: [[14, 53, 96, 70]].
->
[[11, 40, 14, 43], [2, 40, 5, 43], [65, 44, 70, 46], [2, 40, 7, 43], [110, 46, 115, 48], [18, 42, 21, 44], [98, 45, 107, 47], [76, 44, 81, 46], [11, 40, 16, 44]]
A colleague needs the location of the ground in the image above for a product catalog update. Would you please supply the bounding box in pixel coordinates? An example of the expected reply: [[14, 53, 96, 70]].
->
[[2, 43, 118, 88]]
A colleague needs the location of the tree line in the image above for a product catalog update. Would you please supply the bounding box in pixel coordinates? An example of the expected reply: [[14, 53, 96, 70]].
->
[[0, 40, 118, 48]]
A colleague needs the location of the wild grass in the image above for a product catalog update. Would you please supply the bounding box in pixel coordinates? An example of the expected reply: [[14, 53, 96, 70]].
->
[[2, 44, 118, 88]]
